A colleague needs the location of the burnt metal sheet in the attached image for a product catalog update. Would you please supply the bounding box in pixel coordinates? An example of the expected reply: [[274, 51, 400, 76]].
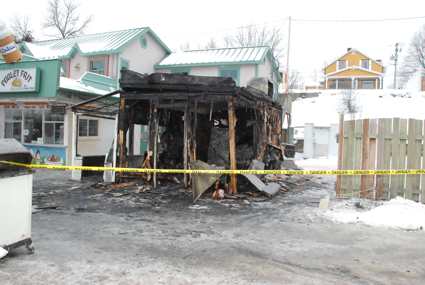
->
[[242, 160, 281, 197], [191, 160, 223, 202]]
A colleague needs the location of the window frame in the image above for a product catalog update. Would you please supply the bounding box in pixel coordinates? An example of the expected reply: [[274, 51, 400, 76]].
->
[[219, 66, 240, 86], [120, 58, 130, 71], [3, 108, 65, 145], [337, 60, 347, 70], [140, 36, 148, 49], [360, 59, 370, 70], [170, 67, 191, 74], [88, 56, 108, 76], [78, 118, 99, 137]]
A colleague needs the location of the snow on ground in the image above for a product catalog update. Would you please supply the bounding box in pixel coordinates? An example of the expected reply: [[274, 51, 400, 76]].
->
[[324, 197, 425, 231], [295, 155, 337, 170]]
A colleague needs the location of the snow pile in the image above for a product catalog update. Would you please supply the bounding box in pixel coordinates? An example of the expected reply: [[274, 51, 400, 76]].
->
[[0, 247, 8, 259], [325, 197, 425, 230], [295, 156, 337, 171], [292, 90, 425, 128]]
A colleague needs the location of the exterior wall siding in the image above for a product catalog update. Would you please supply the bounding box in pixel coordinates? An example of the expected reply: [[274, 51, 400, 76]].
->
[[120, 33, 168, 75], [77, 116, 115, 156], [69, 53, 89, 80], [325, 51, 384, 77]]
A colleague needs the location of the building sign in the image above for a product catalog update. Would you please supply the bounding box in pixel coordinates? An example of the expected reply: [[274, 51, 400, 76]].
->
[[0, 68, 40, 93]]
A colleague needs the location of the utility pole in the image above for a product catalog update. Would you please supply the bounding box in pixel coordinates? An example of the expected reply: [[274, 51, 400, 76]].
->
[[285, 16, 292, 93], [391, 42, 401, 89]]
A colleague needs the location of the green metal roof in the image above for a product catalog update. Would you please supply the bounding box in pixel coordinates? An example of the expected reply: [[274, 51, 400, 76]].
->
[[79, 72, 118, 92], [22, 27, 171, 59], [156, 46, 272, 68], [156, 46, 282, 81]]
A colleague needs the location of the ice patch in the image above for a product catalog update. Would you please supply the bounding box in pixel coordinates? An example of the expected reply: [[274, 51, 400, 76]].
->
[[189, 205, 209, 210], [324, 197, 425, 231]]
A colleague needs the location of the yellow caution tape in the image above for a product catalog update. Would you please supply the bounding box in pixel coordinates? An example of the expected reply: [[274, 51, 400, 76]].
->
[[1, 160, 425, 176]]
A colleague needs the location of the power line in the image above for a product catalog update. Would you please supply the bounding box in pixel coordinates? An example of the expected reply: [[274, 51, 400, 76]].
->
[[292, 16, 425, 23]]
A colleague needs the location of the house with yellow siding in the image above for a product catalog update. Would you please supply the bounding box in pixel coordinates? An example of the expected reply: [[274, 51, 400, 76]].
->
[[324, 48, 384, 89]]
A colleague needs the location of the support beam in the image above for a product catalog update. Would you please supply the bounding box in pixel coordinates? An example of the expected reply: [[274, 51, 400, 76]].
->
[[336, 113, 344, 197], [129, 107, 134, 156], [152, 103, 159, 188], [183, 100, 189, 187], [228, 97, 237, 194], [193, 99, 198, 161], [118, 97, 127, 169]]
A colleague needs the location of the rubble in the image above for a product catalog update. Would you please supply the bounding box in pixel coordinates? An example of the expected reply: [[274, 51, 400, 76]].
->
[[72, 71, 287, 201]]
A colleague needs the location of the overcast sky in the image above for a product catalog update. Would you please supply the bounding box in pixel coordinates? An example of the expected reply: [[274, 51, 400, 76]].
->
[[2, 0, 425, 85]]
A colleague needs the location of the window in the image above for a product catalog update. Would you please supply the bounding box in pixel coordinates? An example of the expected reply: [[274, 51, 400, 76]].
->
[[140, 36, 147, 48], [337, 79, 352, 89], [360, 80, 375, 89], [4, 109, 22, 142], [89, 57, 106, 75], [361, 59, 370, 70], [61, 60, 70, 77], [120, 58, 129, 71], [44, 110, 64, 144], [3, 108, 64, 145], [219, 67, 240, 85], [328, 80, 337, 89], [337, 60, 346, 70], [170, 67, 191, 74], [23, 109, 43, 144], [79, 119, 98, 137]]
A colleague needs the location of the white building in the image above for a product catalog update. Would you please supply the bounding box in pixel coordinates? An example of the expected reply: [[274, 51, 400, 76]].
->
[[155, 46, 282, 100], [0, 27, 171, 166]]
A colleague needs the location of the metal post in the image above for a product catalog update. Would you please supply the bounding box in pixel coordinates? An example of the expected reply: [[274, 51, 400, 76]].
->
[[285, 16, 292, 93]]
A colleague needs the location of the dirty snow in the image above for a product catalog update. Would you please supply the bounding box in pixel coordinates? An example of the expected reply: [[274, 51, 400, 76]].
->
[[324, 197, 425, 231]]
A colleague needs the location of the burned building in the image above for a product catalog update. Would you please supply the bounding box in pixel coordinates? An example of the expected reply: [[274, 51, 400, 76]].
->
[[72, 70, 284, 199]]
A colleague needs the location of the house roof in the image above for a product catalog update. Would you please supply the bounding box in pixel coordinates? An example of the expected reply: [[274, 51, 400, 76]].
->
[[325, 48, 384, 70], [59, 76, 111, 95], [22, 27, 171, 60], [156, 46, 273, 68]]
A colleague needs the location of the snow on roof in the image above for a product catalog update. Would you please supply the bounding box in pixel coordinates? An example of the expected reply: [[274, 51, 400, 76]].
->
[[23, 27, 170, 59], [59, 77, 110, 95], [292, 89, 425, 127], [156, 46, 271, 67]]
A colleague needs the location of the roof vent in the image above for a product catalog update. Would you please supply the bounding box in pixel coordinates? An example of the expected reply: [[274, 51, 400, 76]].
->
[[347, 47, 352, 52]]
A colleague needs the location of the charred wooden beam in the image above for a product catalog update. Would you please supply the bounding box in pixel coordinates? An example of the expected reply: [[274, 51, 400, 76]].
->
[[183, 100, 190, 187], [152, 102, 159, 188], [118, 97, 127, 169], [228, 97, 237, 194]]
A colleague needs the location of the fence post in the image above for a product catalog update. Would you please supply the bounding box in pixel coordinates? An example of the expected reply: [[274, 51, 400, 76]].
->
[[336, 113, 344, 197], [360, 119, 369, 198]]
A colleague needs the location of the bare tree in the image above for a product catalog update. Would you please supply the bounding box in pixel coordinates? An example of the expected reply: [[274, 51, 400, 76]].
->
[[10, 16, 34, 43], [340, 90, 359, 117], [43, 0, 92, 39], [179, 42, 191, 51], [224, 25, 283, 62], [204, 38, 217, 49], [399, 25, 425, 87], [288, 70, 303, 90]]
